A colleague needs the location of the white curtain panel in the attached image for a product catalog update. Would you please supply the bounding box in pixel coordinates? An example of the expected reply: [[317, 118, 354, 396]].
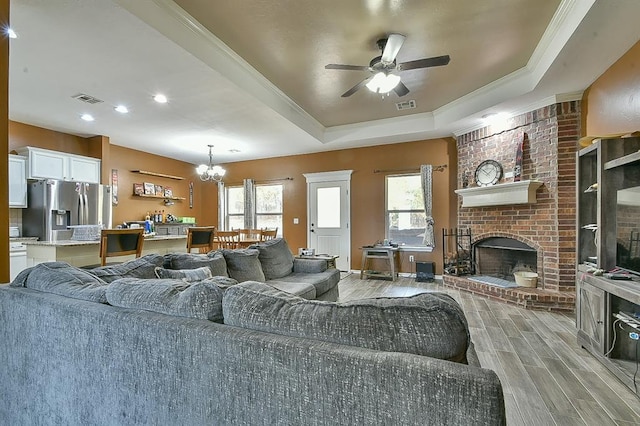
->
[[218, 181, 226, 231], [420, 165, 435, 248], [243, 179, 255, 229]]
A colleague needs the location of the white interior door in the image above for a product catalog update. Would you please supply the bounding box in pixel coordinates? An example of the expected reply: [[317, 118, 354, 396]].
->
[[304, 170, 352, 271]]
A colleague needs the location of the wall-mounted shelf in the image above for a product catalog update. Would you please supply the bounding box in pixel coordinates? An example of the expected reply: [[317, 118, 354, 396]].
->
[[454, 180, 543, 207], [133, 194, 185, 201], [132, 170, 185, 180]]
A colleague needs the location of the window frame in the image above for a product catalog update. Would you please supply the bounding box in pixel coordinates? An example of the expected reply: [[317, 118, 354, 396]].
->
[[224, 183, 283, 235], [385, 173, 426, 248]]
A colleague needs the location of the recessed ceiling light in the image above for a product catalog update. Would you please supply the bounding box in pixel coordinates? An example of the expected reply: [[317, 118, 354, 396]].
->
[[114, 105, 129, 114], [481, 112, 509, 124], [80, 113, 94, 122], [153, 94, 168, 104], [229, 149, 241, 153], [7, 28, 17, 39]]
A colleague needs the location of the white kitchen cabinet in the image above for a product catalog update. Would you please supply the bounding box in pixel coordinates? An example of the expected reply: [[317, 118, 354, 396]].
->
[[9, 154, 27, 207], [17, 146, 101, 183], [69, 155, 101, 183]]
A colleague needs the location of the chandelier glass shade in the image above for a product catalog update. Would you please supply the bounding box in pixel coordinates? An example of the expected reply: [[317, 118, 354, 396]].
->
[[196, 145, 226, 182], [366, 72, 401, 94]]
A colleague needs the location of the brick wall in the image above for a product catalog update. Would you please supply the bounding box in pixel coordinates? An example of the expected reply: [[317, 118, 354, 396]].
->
[[456, 101, 580, 292]]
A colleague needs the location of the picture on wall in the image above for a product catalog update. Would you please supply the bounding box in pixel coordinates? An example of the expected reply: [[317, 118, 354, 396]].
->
[[155, 184, 163, 196], [133, 183, 144, 195], [143, 182, 155, 195]]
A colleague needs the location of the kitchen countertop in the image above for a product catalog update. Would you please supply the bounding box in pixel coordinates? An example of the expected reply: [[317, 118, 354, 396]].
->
[[10, 237, 39, 242], [22, 234, 187, 247]]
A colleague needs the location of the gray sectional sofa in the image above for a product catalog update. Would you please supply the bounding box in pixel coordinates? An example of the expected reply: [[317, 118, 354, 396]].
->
[[0, 238, 506, 425]]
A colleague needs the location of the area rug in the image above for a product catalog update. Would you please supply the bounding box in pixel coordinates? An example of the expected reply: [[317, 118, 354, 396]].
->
[[468, 275, 518, 288]]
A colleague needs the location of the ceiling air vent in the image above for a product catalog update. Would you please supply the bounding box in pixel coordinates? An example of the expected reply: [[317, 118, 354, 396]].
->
[[71, 93, 104, 104], [395, 100, 416, 111]]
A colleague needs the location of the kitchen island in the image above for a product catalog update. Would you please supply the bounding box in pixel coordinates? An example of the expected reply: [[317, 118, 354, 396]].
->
[[24, 234, 188, 268]]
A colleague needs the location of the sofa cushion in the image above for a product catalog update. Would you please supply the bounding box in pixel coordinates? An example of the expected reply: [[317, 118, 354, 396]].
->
[[163, 251, 228, 277], [222, 249, 265, 283], [201, 276, 239, 290], [223, 281, 470, 363], [10, 261, 109, 303], [268, 269, 339, 297], [249, 238, 294, 280], [154, 266, 213, 282], [106, 277, 226, 322], [265, 280, 316, 299], [88, 254, 164, 283]]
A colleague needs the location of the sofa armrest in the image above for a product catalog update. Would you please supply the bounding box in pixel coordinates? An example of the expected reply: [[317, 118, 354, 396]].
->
[[293, 258, 328, 273]]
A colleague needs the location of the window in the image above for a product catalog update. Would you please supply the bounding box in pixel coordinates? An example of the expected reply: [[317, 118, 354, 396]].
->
[[386, 174, 426, 246], [255, 184, 283, 234], [225, 184, 283, 235], [225, 186, 245, 230]]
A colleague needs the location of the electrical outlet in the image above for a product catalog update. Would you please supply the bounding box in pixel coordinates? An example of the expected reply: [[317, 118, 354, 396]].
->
[[409, 255, 415, 263]]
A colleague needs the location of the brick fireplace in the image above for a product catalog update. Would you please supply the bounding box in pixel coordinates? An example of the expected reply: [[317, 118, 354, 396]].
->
[[443, 101, 580, 311]]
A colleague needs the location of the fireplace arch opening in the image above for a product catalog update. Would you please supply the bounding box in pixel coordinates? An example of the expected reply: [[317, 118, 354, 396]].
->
[[473, 237, 538, 285]]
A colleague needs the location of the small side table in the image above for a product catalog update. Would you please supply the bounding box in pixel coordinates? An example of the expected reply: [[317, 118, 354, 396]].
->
[[360, 246, 399, 281], [296, 254, 339, 269]]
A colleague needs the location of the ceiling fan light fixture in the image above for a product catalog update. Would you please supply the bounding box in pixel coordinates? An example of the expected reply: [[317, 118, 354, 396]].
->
[[366, 72, 401, 94], [197, 144, 226, 182]]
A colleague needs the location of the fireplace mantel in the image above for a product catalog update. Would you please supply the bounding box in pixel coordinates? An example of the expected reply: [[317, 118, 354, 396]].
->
[[455, 180, 543, 207]]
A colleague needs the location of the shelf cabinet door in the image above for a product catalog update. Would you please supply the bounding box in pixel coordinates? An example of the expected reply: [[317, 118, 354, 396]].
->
[[577, 278, 606, 354], [9, 155, 27, 208], [29, 148, 67, 180], [68, 156, 100, 183]]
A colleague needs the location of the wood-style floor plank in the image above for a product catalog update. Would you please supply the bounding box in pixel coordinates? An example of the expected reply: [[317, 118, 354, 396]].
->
[[337, 274, 640, 425]]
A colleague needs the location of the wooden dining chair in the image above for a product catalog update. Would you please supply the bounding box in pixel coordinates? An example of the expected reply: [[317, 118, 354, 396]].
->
[[99, 228, 144, 266], [234, 228, 262, 241], [215, 230, 240, 249], [186, 226, 216, 253], [260, 228, 278, 241]]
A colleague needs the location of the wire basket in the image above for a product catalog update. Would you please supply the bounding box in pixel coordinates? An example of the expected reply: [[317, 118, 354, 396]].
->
[[69, 225, 103, 241]]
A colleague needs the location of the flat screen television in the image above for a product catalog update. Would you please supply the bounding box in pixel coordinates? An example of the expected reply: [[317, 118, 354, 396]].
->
[[616, 186, 640, 276]]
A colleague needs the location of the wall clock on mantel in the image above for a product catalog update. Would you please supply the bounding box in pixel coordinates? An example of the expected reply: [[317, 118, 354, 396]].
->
[[474, 159, 503, 187]]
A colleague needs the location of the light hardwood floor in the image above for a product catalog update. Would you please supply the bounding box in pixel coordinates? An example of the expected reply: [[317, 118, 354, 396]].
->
[[337, 273, 640, 426]]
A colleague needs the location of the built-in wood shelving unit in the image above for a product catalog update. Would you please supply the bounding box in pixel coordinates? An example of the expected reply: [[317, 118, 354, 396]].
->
[[133, 194, 185, 201]]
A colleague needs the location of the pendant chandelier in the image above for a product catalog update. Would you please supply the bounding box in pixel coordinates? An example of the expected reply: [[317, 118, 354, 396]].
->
[[196, 144, 226, 182]]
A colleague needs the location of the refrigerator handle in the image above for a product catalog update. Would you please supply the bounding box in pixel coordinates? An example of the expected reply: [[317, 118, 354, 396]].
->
[[78, 188, 85, 225], [82, 184, 89, 225]]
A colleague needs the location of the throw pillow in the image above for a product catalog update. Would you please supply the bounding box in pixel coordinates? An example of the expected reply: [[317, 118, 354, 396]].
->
[[248, 238, 294, 280], [88, 254, 164, 283], [222, 249, 266, 283], [163, 251, 228, 277], [10, 261, 109, 303], [106, 277, 225, 322], [201, 276, 239, 290], [223, 281, 470, 363], [154, 266, 213, 282]]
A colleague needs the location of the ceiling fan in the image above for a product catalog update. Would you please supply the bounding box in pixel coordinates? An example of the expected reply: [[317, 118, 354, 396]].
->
[[325, 33, 450, 98]]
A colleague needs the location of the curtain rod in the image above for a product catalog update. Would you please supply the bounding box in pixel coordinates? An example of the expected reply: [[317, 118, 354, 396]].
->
[[224, 177, 294, 185], [373, 164, 448, 174]]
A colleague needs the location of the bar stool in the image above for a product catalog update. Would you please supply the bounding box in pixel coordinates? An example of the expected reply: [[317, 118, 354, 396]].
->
[[99, 228, 144, 266], [186, 226, 216, 253]]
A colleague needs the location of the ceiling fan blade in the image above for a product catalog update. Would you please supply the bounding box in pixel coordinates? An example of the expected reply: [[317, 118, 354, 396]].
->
[[325, 64, 370, 71], [393, 81, 410, 97], [381, 33, 406, 63], [397, 55, 450, 71], [341, 76, 372, 97]]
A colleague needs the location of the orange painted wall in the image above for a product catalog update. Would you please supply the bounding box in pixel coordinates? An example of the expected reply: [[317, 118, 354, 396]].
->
[[220, 138, 457, 272], [8, 120, 215, 228], [9, 121, 89, 156], [106, 145, 215, 227], [1, 0, 9, 283], [583, 40, 640, 135]]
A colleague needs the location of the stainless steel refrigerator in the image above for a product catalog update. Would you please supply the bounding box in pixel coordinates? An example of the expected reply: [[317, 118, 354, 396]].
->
[[23, 180, 112, 241]]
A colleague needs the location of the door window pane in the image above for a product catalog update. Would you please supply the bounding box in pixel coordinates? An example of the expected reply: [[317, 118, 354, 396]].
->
[[317, 187, 340, 228]]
